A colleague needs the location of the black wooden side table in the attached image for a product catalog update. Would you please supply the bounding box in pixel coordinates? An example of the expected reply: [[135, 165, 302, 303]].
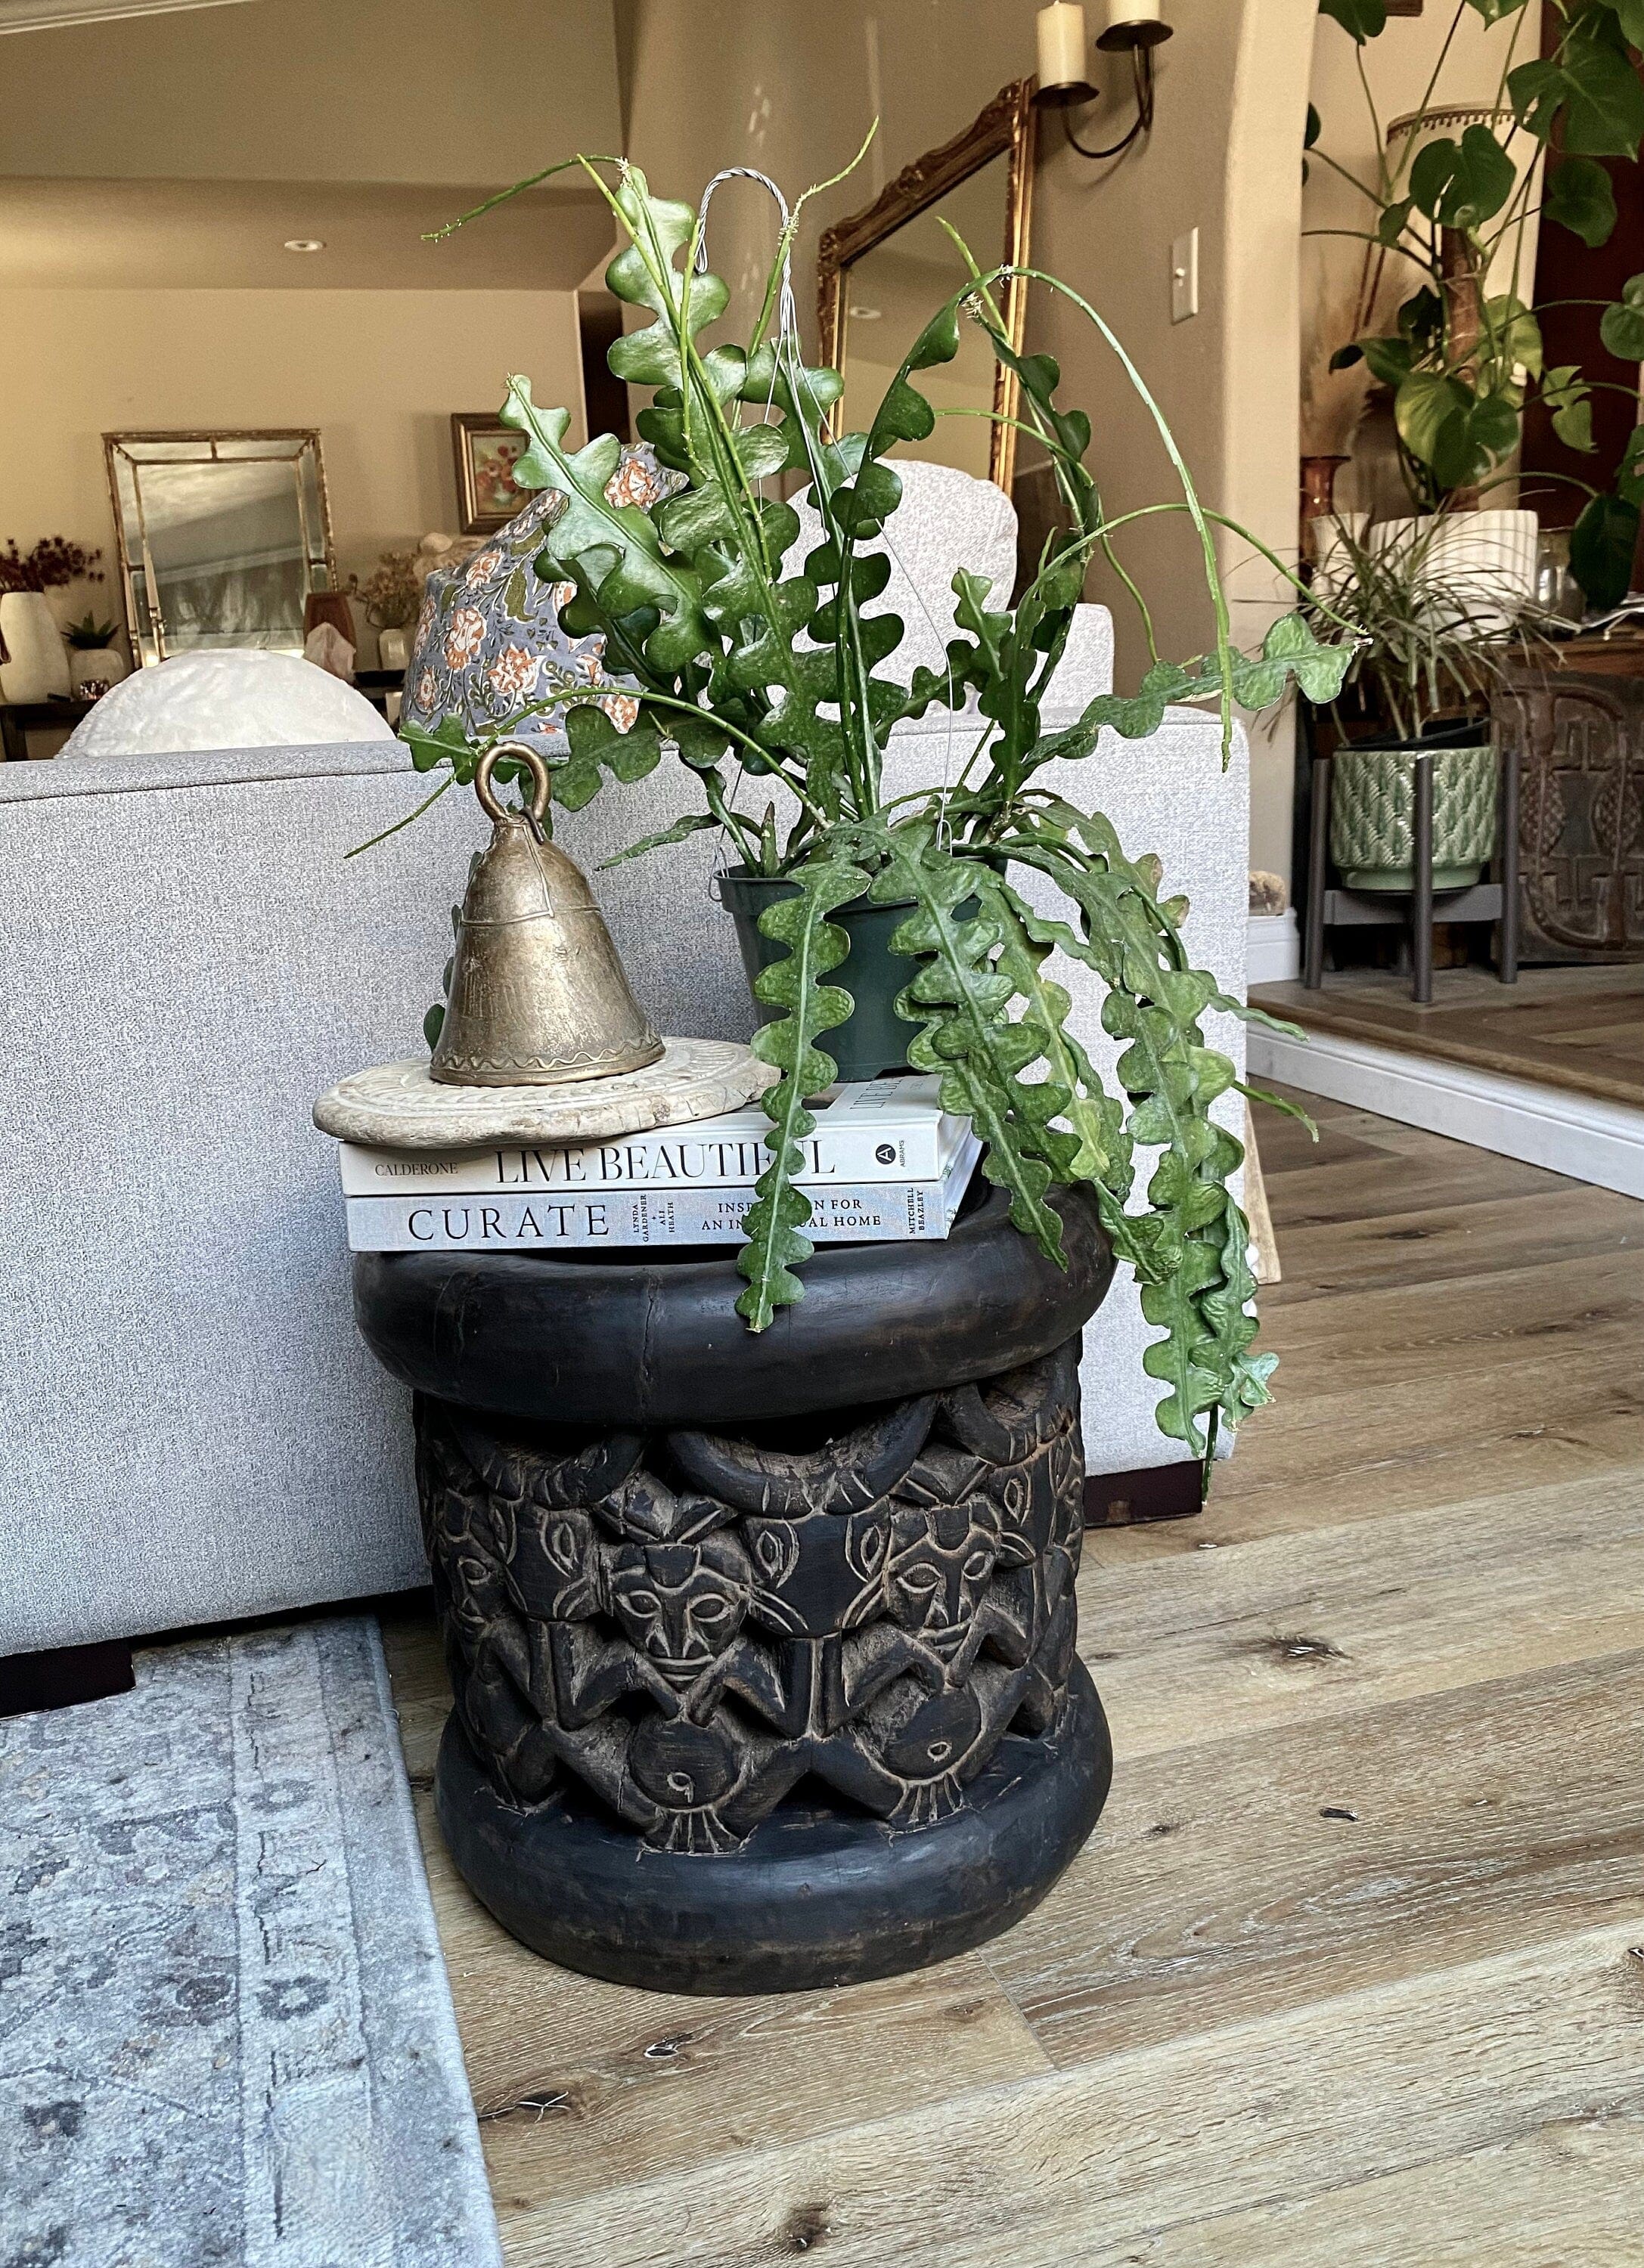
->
[[0, 698, 93, 762], [354, 1182, 1117, 1994]]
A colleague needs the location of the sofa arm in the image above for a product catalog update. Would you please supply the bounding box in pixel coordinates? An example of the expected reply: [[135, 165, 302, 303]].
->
[[881, 705, 1249, 1475]]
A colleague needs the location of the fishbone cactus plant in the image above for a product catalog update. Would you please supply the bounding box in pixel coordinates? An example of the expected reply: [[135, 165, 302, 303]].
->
[[408, 154, 1352, 1470]]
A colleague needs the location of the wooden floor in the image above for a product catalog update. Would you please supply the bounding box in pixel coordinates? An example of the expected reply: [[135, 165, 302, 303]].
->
[[383, 1085, 1644, 2266], [1253, 962, 1644, 1111]]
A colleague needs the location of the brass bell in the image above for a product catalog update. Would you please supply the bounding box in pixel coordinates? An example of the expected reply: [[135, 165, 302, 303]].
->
[[430, 740, 664, 1088]]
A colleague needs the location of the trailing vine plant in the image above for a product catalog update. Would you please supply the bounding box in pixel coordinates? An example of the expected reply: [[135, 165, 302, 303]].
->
[[405, 155, 1354, 1473]]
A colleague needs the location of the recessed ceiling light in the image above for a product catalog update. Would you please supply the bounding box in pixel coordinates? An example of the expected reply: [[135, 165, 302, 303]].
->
[[283, 238, 325, 254], [848, 303, 882, 321]]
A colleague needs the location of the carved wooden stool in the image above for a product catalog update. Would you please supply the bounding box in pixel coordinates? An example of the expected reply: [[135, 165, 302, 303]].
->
[[355, 1184, 1116, 1994]]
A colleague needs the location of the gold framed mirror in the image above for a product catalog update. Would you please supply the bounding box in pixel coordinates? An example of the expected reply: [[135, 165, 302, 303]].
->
[[104, 429, 337, 669], [817, 81, 1037, 494]]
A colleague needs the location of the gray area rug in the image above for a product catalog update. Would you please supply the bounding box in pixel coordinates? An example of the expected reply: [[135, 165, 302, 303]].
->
[[0, 1616, 502, 2268]]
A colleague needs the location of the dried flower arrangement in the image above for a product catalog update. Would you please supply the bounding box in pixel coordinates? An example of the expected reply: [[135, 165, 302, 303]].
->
[[0, 538, 104, 594], [349, 550, 423, 631]]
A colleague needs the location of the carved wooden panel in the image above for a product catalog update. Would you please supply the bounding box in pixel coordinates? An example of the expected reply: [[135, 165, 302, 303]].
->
[[1497, 674, 1644, 961]]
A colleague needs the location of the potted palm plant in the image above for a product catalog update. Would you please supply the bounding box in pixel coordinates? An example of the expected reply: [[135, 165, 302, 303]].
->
[[64, 612, 128, 696], [399, 156, 1354, 1467], [1306, 513, 1550, 890]]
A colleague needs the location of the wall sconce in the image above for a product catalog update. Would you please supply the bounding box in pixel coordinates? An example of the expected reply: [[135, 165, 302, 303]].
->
[[1034, 1, 1172, 161]]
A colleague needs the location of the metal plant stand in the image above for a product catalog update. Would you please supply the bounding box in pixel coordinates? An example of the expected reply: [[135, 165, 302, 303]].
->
[[355, 1184, 1116, 1994], [1303, 738, 1521, 1003]]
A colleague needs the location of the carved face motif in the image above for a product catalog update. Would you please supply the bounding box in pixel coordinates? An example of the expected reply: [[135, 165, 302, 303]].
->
[[987, 1444, 1062, 1568], [507, 1503, 603, 1622], [883, 1501, 999, 1662], [610, 1537, 750, 1686]]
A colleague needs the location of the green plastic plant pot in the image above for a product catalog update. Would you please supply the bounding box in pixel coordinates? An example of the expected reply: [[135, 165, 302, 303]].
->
[[719, 869, 972, 1083], [1329, 733, 1497, 893]]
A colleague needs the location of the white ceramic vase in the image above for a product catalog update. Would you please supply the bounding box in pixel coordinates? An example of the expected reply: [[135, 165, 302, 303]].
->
[[0, 590, 72, 703], [1372, 508, 1539, 634], [1311, 511, 1372, 600], [377, 626, 411, 671], [69, 644, 129, 696]]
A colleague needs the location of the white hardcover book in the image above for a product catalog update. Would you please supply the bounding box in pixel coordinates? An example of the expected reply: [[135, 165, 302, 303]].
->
[[336, 1075, 965, 1197], [346, 1133, 982, 1253]]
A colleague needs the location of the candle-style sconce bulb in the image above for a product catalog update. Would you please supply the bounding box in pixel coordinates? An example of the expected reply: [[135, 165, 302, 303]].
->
[[1035, 0, 1098, 106], [1098, 0, 1173, 50], [1034, 0, 1172, 157]]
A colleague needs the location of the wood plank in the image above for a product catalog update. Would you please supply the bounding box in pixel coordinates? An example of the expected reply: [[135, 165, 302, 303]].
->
[[986, 1650, 1644, 2066], [1085, 2121, 1644, 2266], [1475, 987, 1644, 1027], [1086, 1268, 1644, 1559], [380, 1600, 447, 1780], [1257, 965, 1644, 1012], [494, 1926, 1644, 2268], [1252, 972, 1644, 1111], [1252, 1247, 1643, 1391], [1081, 1468, 1644, 1759], [386, 1618, 1052, 2216], [1197, 1342, 1644, 1547], [1258, 1182, 1641, 1307], [1260, 1142, 1571, 1228]]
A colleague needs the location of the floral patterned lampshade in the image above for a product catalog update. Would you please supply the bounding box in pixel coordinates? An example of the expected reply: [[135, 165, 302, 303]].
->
[[401, 444, 681, 761]]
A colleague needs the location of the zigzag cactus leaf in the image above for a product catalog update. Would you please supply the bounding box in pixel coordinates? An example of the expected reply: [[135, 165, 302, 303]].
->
[[867, 827, 1065, 1261], [736, 857, 870, 1331], [503, 376, 713, 675]]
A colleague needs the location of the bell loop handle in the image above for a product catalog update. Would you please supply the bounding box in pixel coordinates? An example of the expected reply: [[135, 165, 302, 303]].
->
[[474, 740, 552, 832]]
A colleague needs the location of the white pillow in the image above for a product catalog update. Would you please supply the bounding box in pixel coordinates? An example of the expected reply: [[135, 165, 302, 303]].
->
[[783, 458, 1019, 680], [60, 649, 395, 758]]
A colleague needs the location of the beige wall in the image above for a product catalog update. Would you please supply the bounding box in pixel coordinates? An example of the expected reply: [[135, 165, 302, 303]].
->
[[0, 0, 622, 184], [620, 0, 1314, 885], [1, 285, 583, 663], [1034, 0, 1314, 883], [620, 0, 1041, 353]]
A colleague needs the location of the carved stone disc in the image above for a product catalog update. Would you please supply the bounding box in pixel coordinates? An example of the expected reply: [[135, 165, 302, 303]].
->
[[314, 1038, 776, 1148]]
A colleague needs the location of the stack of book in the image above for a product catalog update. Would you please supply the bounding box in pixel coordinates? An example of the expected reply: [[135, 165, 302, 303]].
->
[[340, 1077, 982, 1253]]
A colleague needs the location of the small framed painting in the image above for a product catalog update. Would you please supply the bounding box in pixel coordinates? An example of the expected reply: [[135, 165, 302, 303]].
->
[[451, 413, 529, 534]]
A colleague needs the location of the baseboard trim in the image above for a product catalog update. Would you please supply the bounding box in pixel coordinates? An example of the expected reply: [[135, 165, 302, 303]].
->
[[1247, 909, 1300, 985], [1084, 1462, 1203, 1526], [1248, 1024, 1644, 1201]]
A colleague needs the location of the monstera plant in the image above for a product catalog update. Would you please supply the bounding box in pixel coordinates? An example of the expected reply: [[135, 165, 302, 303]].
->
[[402, 154, 1351, 1471], [1313, 0, 1644, 603]]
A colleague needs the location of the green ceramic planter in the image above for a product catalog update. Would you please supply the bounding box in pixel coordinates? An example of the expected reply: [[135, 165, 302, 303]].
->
[[1329, 729, 1497, 893], [720, 869, 972, 1083]]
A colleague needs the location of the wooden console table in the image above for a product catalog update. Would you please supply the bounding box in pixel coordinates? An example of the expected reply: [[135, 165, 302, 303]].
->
[[1494, 636, 1644, 962], [0, 698, 89, 762]]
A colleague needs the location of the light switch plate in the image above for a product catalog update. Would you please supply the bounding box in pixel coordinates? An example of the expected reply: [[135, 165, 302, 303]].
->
[[1171, 228, 1199, 324]]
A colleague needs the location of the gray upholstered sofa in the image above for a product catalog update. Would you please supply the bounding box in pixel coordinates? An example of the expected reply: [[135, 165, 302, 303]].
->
[[0, 488, 1245, 1657]]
